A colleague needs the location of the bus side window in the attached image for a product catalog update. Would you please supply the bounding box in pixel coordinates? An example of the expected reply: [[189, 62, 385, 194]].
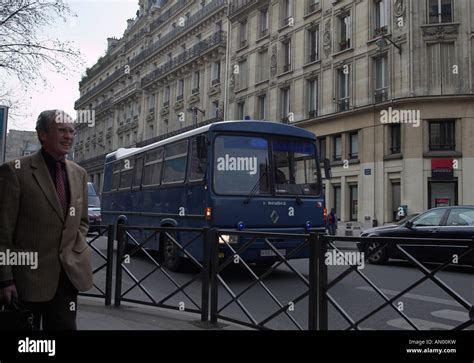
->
[[188, 136, 207, 182], [163, 140, 188, 184], [119, 159, 134, 189], [143, 148, 163, 186], [133, 157, 144, 188], [112, 162, 121, 190]]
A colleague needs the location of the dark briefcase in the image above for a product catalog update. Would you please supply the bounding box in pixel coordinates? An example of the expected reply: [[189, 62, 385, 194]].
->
[[0, 298, 34, 331]]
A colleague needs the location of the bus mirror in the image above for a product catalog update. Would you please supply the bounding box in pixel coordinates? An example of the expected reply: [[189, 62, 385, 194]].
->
[[196, 135, 208, 160], [323, 158, 332, 179]]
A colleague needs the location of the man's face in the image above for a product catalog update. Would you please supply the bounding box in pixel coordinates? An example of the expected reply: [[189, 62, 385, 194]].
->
[[40, 116, 75, 160]]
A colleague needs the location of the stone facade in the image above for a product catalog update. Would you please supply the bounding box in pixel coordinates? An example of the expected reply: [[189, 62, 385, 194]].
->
[[74, 0, 228, 192], [227, 0, 474, 226], [5, 130, 40, 162]]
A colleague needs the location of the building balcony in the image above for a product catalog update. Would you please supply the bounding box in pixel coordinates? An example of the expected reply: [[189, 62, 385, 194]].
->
[[149, 0, 187, 33], [130, 0, 226, 70], [95, 98, 113, 116], [308, 2, 321, 13], [113, 82, 140, 104], [192, 87, 200, 94], [141, 31, 226, 88], [339, 39, 351, 51], [374, 26, 388, 38], [229, 0, 259, 18], [338, 98, 350, 112], [75, 68, 124, 108], [374, 88, 388, 103]]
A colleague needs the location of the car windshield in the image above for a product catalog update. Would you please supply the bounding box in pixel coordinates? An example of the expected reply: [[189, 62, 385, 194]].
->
[[87, 183, 100, 207], [396, 214, 419, 225]]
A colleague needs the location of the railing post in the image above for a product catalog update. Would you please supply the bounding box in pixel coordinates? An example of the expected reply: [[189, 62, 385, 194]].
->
[[209, 228, 219, 324], [308, 232, 318, 330], [114, 223, 125, 307], [105, 224, 115, 306], [201, 227, 210, 322], [317, 233, 328, 330]]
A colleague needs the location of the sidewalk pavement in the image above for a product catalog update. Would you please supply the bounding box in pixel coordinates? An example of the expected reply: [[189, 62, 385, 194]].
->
[[77, 296, 248, 330]]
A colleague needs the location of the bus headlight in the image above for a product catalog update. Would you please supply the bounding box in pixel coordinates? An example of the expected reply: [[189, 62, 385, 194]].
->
[[219, 235, 239, 244]]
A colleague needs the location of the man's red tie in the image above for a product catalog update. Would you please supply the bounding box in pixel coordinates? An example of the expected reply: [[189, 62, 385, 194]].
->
[[55, 161, 68, 218]]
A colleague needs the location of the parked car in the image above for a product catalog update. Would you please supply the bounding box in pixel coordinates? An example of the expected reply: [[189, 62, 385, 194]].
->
[[87, 182, 101, 234], [357, 207, 474, 266]]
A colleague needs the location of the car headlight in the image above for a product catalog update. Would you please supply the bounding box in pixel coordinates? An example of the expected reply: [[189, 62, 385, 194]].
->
[[219, 234, 239, 244]]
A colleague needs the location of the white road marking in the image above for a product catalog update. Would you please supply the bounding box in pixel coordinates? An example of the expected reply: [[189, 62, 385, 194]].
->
[[387, 318, 454, 330], [356, 286, 462, 307], [431, 309, 469, 322]]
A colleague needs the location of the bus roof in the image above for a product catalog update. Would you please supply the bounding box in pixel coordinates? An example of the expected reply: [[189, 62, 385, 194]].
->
[[106, 120, 316, 162]]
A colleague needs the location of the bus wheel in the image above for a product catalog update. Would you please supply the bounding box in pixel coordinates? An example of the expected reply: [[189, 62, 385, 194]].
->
[[162, 231, 183, 272]]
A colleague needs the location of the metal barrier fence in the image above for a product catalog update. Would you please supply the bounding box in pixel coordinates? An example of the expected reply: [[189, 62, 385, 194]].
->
[[87, 224, 473, 330], [79, 225, 114, 305]]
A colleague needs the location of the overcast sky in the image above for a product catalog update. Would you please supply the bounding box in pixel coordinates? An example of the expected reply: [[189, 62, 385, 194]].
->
[[7, 0, 139, 131]]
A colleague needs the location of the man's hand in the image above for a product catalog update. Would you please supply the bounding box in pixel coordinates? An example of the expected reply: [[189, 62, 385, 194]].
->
[[0, 284, 18, 305]]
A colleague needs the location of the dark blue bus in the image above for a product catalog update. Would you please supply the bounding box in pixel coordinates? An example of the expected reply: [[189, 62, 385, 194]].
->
[[101, 121, 327, 271]]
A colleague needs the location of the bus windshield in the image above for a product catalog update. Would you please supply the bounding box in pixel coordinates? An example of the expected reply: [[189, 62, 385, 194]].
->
[[213, 135, 319, 196]]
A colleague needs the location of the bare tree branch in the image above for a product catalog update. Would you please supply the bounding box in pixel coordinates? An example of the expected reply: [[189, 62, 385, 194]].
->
[[0, 0, 83, 103]]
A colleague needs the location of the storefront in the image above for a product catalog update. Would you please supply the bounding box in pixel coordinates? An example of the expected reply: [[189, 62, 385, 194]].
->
[[429, 159, 458, 208]]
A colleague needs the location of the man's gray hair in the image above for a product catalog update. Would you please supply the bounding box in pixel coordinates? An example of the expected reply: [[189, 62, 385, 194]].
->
[[35, 110, 58, 145]]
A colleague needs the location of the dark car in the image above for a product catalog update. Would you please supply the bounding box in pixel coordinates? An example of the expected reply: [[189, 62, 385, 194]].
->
[[87, 182, 101, 234], [357, 207, 474, 266]]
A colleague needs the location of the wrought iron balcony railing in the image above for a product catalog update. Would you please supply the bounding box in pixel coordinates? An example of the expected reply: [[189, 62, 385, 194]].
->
[[141, 31, 226, 88]]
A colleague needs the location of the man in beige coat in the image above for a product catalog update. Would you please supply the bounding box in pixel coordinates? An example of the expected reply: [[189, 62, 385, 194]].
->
[[0, 110, 93, 330]]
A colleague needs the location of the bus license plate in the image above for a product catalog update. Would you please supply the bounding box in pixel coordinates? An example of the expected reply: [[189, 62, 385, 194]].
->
[[260, 249, 286, 257]]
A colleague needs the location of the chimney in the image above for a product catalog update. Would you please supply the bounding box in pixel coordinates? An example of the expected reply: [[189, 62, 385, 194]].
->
[[107, 37, 118, 51], [127, 18, 134, 29]]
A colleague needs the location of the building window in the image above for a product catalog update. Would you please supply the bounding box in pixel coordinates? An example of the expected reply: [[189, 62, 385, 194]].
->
[[212, 61, 221, 84], [374, 0, 389, 36], [257, 94, 267, 120], [282, 39, 292, 72], [164, 86, 170, 106], [390, 124, 401, 154], [177, 79, 184, 100], [337, 68, 350, 111], [307, 26, 319, 63], [192, 71, 200, 94], [281, 0, 293, 27], [349, 132, 358, 159], [238, 60, 247, 89], [319, 137, 326, 160], [307, 0, 320, 14], [163, 119, 169, 134], [429, 120, 455, 151], [212, 100, 219, 119], [280, 87, 290, 122], [148, 123, 154, 139], [428, 180, 457, 209], [349, 185, 358, 221], [237, 101, 245, 120], [260, 8, 269, 37], [257, 50, 269, 82], [333, 134, 342, 161], [307, 78, 318, 118], [374, 55, 388, 103], [339, 12, 351, 51], [427, 42, 455, 93], [428, 0, 453, 24], [239, 19, 248, 47]]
